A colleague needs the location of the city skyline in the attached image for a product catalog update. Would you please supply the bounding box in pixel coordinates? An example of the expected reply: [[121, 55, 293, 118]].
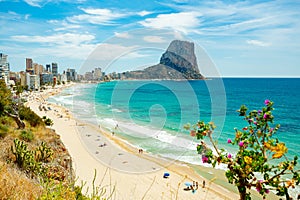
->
[[0, 0, 300, 77]]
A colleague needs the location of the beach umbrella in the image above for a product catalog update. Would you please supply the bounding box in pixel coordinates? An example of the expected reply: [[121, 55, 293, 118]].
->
[[184, 182, 192, 187], [163, 172, 170, 178]]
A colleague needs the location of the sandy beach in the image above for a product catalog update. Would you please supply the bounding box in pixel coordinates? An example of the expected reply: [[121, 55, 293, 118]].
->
[[27, 84, 240, 200]]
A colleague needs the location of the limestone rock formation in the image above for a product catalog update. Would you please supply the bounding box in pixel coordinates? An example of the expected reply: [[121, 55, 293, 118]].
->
[[123, 40, 204, 80]]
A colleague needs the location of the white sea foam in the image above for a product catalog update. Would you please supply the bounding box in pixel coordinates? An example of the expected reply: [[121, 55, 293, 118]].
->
[[101, 118, 199, 151], [111, 108, 123, 113], [160, 153, 228, 170], [49, 95, 73, 105]]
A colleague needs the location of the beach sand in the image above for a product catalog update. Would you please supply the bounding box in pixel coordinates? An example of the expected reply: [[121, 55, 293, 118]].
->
[[27, 84, 241, 199]]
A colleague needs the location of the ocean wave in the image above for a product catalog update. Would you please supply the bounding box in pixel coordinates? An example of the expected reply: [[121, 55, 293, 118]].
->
[[100, 118, 198, 152], [49, 95, 74, 105]]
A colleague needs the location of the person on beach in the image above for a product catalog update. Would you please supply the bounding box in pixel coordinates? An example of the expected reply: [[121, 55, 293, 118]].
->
[[190, 185, 194, 192], [203, 180, 206, 188]]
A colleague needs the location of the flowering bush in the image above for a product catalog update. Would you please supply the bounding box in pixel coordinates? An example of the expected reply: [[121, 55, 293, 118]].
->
[[186, 100, 300, 200]]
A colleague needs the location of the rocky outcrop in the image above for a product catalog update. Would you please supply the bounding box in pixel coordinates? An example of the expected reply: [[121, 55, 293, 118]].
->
[[123, 40, 204, 80]]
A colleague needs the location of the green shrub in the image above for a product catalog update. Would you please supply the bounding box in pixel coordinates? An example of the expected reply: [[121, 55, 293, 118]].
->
[[43, 117, 53, 126], [0, 124, 8, 138], [19, 106, 43, 127], [0, 115, 14, 126], [20, 130, 34, 142], [187, 100, 300, 200]]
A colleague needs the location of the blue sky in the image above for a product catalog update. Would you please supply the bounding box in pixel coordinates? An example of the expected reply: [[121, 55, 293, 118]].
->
[[0, 0, 299, 77]]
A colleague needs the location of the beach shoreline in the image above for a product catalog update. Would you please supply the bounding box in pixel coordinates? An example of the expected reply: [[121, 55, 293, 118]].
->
[[26, 83, 263, 199]]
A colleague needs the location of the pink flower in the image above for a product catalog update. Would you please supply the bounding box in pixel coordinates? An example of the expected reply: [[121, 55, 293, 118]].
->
[[263, 113, 268, 119], [256, 187, 261, 193], [202, 156, 208, 163], [227, 153, 232, 159], [239, 141, 244, 147], [253, 121, 257, 125], [264, 99, 270, 105], [258, 110, 262, 114], [227, 139, 232, 143]]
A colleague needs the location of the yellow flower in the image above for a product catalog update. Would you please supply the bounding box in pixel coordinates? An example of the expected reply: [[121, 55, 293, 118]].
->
[[264, 142, 288, 159], [244, 156, 253, 165], [272, 143, 287, 159], [286, 179, 295, 188], [235, 131, 242, 139], [288, 164, 294, 170], [263, 142, 272, 149]]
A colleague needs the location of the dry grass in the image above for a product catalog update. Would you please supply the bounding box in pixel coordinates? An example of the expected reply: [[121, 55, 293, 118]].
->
[[0, 161, 43, 200], [0, 115, 75, 200]]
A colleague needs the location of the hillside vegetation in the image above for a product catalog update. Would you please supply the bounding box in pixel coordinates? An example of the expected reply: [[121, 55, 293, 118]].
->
[[0, 80, 97, 200]]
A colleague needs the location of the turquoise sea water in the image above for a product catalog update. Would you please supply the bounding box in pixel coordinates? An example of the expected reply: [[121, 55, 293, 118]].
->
[[49, 78, 300, 168]]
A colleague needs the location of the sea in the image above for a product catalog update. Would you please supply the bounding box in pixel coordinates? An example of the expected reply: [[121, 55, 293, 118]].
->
[[49, 78, 300, 170]]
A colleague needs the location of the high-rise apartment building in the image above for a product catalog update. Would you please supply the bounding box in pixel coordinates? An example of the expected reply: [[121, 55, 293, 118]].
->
[[33, 63, 44, 75], [52, 63, 58, 77], [0, 53, 10, 84], [26, 58, 33, 71], [94, 67, 102, 80], [46, 64, 51, 72], [66, 68, 77, 81]]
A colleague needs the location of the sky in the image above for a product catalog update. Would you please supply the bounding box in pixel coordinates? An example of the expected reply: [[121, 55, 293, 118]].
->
[[0, 0, 300, 77]]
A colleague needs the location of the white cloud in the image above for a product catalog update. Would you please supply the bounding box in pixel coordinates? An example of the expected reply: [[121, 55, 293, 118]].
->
[[114, 32, 131, 39], [11, 33, 95, 45], [139, 12, 201, 33], [67, 8, 127, 25], [173, 31, 184, 40], [23, 0, 87, 7], [48, 20, 81, 31], [137, 10, 152, 17], [2, 11, 22, 20], [24, 0, 42, 7], [160, 1, 300, 41], [33, 43, 96, 59], [246, 40, 271, 47], [24, 14, 30, 20], [88, 43, 138, 61], [143, 36, 166, 43]]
